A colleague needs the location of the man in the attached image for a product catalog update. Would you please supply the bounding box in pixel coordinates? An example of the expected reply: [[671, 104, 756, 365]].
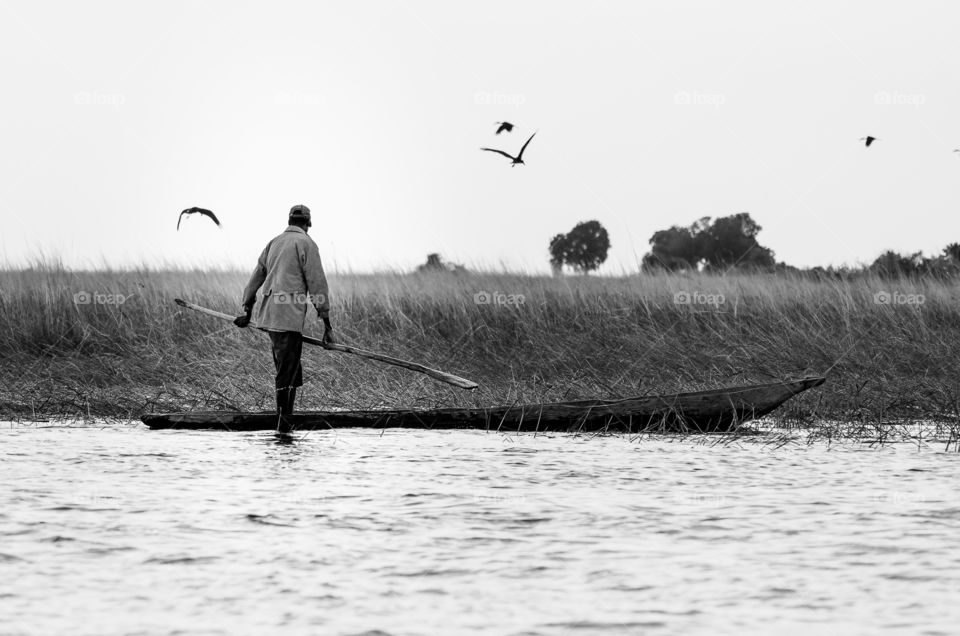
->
[[234, 204, 333, 425]]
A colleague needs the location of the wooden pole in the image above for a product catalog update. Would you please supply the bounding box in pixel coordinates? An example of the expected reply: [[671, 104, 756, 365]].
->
[[174, 298, 479, 390]]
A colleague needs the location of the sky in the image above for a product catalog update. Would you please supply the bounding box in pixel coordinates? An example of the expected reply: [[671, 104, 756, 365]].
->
[[1, 0, 959, 273]]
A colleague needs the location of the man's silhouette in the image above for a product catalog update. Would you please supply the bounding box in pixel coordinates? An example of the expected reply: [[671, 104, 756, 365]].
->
[[234, 205, 333, 426]]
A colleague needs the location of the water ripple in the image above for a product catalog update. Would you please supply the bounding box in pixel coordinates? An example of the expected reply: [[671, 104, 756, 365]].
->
[[1, 427, 960, 634]]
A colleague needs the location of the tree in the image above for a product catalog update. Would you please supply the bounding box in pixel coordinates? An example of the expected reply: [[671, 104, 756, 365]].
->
[[869, 247, 960, 280], [643, 213, 775, 272], [548, 235, 568, 275], [870, 250, 924, 278], [699, 213, 775, 271], [419, 253, 444, 271], [549, 220, 611, 274], [642, 217, 710, 271], [416, 253, 466, 274]]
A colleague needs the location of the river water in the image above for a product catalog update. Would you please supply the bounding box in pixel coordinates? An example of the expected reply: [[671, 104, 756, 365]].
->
[[2, 424, 959, 635]]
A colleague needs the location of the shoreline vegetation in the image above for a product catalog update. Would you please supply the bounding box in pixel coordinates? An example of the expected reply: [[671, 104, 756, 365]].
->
[[1, 263, 958, 432]]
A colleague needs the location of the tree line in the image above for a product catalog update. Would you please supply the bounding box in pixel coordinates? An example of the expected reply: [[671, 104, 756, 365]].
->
[[416, 214, 959, 278], [548, 213, 959, 278]]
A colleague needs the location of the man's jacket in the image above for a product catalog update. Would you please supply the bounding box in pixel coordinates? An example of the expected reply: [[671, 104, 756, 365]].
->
[[241, 226, 330, 333]]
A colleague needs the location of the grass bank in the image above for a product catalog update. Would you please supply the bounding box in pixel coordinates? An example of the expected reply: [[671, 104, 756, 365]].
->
[[1, 265, 958, 424]]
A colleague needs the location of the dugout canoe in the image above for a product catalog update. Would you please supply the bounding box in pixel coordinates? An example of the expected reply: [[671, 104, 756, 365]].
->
[[141, 376, 825, 433]]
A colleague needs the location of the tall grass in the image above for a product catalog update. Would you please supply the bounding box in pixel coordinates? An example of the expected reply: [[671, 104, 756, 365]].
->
[[1, 262, 959, 424]]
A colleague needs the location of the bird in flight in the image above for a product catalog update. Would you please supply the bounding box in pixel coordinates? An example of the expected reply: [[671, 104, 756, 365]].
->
[[481, 132, 537, 167], [494, 121, 514, 135], [860, 136, 878, 148], [177, 206, 221, 230]]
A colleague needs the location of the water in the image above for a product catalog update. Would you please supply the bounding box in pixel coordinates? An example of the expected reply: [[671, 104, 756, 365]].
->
[[2, 425, 960, 635]]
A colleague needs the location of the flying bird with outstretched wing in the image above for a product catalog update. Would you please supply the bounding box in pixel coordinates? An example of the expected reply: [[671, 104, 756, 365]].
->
[[494, 121, 514, 135], [177, 207, 221, 230], [481, 132, 537, 167], [860, 136, 878, 148]]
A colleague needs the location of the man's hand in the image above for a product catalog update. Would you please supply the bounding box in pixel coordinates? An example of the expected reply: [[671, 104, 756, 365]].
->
[[234, 307, 252, 328]]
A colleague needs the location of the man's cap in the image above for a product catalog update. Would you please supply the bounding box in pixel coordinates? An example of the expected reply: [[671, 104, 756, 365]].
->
[[289, 204, 311, 225]]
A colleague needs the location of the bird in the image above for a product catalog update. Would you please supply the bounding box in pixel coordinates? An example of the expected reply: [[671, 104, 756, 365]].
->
[[860, 136, 878, 147], [481, 132, 537, 167], [177, 206, 221, 230], [494, 121, 514, 135]]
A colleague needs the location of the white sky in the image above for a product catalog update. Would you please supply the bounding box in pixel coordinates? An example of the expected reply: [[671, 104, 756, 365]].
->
[[1, 0, 958, 273]]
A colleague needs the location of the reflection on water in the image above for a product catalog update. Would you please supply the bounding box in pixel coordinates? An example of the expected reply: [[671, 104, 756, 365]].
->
[[2, 425, 959, 635]]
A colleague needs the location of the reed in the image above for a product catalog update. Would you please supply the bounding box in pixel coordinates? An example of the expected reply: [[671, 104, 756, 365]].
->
[[1, 262, 958, 425]]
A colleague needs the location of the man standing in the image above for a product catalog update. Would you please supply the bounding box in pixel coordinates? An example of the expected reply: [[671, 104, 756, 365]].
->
[[234, 205, 333, 424]]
